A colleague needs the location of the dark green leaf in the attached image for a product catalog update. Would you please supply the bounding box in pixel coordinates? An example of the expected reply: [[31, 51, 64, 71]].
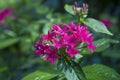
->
[[83, 18, 113, 35], [102, 49, 120, 58], [58, 59, 87, 80], [53, 74, 67, 80], [0, 38, 19, 49], [83, 64, 120, 80], [64, 4, 74, 15], [22, 71, 56, 80]]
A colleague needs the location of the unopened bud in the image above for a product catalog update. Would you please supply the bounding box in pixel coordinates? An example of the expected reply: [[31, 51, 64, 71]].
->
[[72, 2, 88, 18]]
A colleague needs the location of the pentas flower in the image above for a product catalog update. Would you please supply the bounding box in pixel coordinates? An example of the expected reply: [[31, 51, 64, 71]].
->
[[0, 8, 13, 23], [100, 18, 113, 28], [34, 40, 59, 64], [34, 22, 97, 64]]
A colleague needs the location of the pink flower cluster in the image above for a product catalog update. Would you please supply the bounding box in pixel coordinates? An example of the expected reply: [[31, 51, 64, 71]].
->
[[0, 8, 13, 23], [34, 22, 96, 64]]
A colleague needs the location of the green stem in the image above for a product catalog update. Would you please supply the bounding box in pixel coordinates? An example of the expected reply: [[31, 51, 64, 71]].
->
[[76, 14, 81, 25]]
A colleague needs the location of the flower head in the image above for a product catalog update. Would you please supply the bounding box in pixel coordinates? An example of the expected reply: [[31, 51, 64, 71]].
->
[[100, 18, 113, 28], [0, 8, 13, 23], [34, 22, 96, 64]]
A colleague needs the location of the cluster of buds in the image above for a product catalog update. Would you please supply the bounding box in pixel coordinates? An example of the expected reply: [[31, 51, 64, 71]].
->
[[34, 22, 96, 64], [72, 2, 88, 18]]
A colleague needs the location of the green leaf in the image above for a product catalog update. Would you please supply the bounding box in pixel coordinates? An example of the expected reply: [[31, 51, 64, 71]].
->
[[93, 39, 110, 52], [0, 38, 19, 49], [53, 74, 67, 80], [36, 6, 49, 14], [93, 38, 119, 52], [22, 71, 56, 80], [83, 18, 113, 35], [64, 4, 75, 15], [83, 64, 120, 80], [80, 38, 119, 55], [80, 48, 91, 55], [0, 66, 8, 72], [58, 59, 87, 80], [4, 30, 16, 37], [102, 49, 120, 58], [74, 54, 83, 62]]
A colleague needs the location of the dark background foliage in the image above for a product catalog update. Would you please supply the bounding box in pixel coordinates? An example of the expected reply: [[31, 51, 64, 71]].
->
[[0, 0, 120, 80]]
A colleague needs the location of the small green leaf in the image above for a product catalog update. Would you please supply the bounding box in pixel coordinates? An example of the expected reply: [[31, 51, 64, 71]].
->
[[74, 54, 83, 62], [22, 71, 56, 80], [64, 4, 75, 15], [80, 48, 91, 55], [83, 64, 120, 80], [4, 30, 16, 37], [83, 18, 113, 35], [0, 38, 19, 49]]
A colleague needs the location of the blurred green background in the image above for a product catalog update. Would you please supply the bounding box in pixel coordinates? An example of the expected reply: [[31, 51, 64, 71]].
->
[[0, 0, 120, 80]]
